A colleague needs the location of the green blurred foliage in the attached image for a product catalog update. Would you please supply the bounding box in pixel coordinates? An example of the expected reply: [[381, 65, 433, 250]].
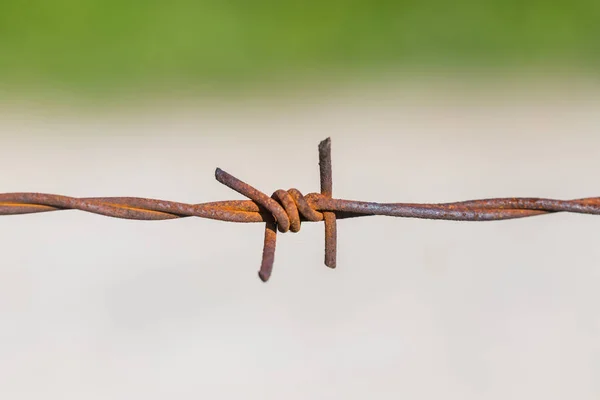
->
[[0, 0, 599, 93]]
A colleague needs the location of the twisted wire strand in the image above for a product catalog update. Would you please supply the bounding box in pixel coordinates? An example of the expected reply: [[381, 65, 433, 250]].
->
[[2, 137, 599, 281], [4, 193, 600, 221]]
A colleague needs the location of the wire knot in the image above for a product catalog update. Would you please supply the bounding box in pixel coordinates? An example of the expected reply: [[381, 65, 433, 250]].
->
[[214, 171, 325, 233], [214, 137, 337, 282]]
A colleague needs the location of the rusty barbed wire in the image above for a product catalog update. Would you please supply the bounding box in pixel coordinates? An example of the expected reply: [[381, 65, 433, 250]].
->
[[2, 137, 600, 282]]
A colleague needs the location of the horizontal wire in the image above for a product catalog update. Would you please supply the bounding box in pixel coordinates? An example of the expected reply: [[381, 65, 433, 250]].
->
[[2, 193, 600, 221], [2, 137, 598, 282]]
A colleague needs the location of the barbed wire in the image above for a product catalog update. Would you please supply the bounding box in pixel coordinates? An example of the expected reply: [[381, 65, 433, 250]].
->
[[2, 138, 599, 282]]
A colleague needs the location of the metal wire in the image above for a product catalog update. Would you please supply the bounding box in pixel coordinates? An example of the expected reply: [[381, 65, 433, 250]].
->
[[2, 138, 599, 282]]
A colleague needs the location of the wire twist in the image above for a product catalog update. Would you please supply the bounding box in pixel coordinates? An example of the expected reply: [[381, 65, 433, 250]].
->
[[2, 138, 600, 281]]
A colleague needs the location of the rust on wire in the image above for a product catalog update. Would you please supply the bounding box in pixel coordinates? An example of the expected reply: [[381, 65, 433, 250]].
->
[[1, 138, 600, 282]]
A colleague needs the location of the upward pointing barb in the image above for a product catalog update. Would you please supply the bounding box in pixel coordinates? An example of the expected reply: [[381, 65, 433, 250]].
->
[[318, 137, 337, 269]]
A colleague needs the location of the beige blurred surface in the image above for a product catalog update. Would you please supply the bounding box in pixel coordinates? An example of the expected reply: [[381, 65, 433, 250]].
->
[[1, 84, 600, 399]]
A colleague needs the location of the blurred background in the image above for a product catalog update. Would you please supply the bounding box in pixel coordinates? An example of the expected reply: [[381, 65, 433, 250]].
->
[[1, 1, 600, 399], [0, 0, 599, 100]]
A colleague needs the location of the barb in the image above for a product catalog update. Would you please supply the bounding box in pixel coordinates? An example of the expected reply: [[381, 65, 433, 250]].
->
[[2, 138, 600, 282]]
